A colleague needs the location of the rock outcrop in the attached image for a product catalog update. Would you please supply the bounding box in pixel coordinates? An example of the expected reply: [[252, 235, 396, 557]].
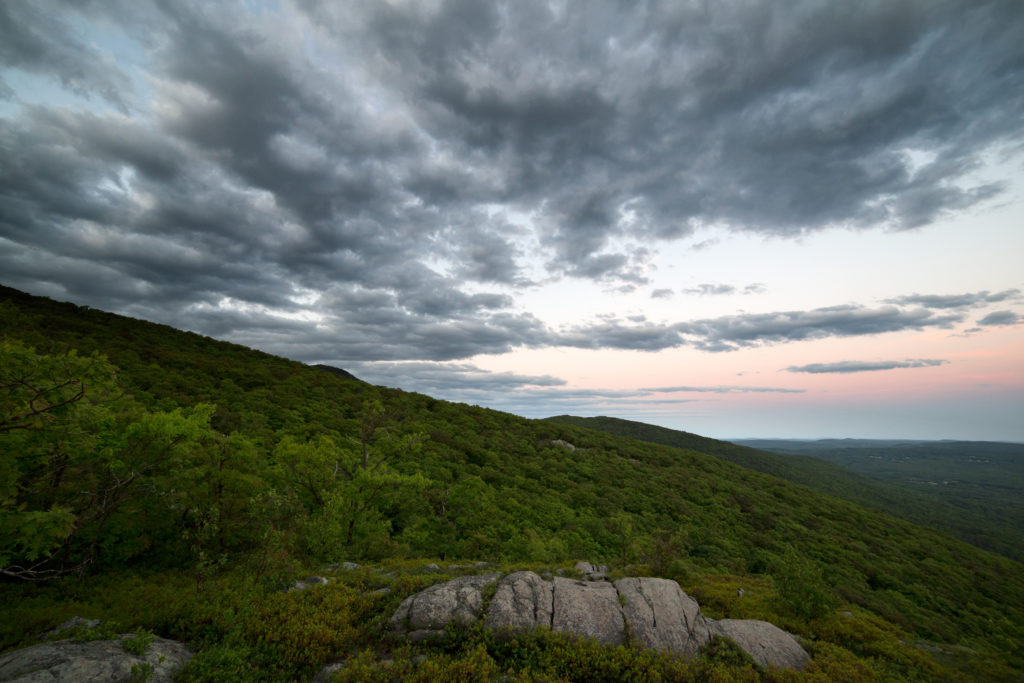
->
[[552, 577, 625, 646], [390, 574, 500, 641], [711, 619, 811, 670], [614, 576, 711, 656], [485, 570, 553, 632], [0, 632, 192, 682], [391, 571, 810, 670]]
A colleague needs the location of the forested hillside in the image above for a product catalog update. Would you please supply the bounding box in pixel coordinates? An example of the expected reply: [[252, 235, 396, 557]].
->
[[542, 416, 1024, 561], [2, 285, 1023, 681]]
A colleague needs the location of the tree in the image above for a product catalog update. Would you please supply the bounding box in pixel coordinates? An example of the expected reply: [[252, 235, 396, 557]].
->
[[1, 341, 213, 579]]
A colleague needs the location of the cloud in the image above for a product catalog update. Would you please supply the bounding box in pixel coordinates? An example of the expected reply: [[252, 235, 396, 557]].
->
[[976, 310, 1023, 326], [0, 3, 136, 111], [675, 305, 963, 352], [1, 0, 1022, 367], [683, 284, 736, 296], [331, 360, 707, 418], [340, 361, 565, 394], [786, 359, 949, 374], [644, 385, 805, 394], [884, 289, 1021, 309], [650, 288, 674, 299], [682, 283, 767, 296]]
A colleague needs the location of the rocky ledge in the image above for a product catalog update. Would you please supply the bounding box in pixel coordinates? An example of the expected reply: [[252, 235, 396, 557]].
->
[[0, 620, 192, 682], [390, 570, 810, 670]]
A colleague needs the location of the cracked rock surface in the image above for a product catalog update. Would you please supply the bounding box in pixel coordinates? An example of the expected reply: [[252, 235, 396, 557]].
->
[[485, 570, 554, 632], [614, 576, 711, 656], [0, 635, 192, 682], [391, 570, 810, 670], [552, 577, 625, 646], [389, 574, 500, 641]]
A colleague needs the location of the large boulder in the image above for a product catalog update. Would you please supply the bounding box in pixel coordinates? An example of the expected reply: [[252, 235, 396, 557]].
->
[[0, 635, 192, 682], [390, 574, 499, 641], [711, 619, 811, 670], [551, 577, 625, 646], [485, 570, 554, 633], [390, 571, 810, 670], [614, 577, 712, 656]]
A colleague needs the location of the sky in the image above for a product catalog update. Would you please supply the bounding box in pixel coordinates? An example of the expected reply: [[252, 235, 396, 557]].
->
[[2, 0, 1023, 440]]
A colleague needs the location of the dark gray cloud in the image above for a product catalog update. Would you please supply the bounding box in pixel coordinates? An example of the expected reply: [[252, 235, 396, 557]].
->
[[1, 0, 1022, 367], [0, 3, 135, 111], [885, 289, 1021, 309], [675, 305, 963, 353], [976, 310, 1023, 326], [787, 359, 949, 374]]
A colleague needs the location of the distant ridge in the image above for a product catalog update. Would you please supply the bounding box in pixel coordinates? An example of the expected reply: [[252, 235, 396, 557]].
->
[[312, 364, 365, 383]]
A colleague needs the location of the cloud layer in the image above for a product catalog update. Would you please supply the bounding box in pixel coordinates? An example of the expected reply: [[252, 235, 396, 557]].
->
[[2, 0, 1022, 373]]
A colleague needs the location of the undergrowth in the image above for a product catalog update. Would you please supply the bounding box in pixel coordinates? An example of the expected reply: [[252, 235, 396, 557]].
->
[[0, 559, 1004, 681]]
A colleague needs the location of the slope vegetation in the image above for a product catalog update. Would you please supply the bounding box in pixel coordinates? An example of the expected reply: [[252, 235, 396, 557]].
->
[[2, 285, 1023, 680], [547, 415, 1024, 561]]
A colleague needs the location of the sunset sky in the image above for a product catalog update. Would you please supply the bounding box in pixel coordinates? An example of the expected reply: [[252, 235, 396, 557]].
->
[[2, 0, 1022, 440]]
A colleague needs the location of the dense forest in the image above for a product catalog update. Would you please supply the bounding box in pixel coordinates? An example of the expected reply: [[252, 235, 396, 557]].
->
[[736, 438, 1024, 560], [2, 285, 1023, 681], [548, 416, 1024, 562]]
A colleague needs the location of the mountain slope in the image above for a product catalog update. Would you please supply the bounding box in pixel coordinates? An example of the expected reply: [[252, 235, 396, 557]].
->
[[545, 415, 1024, 561], [2, 285, 1023, 680]]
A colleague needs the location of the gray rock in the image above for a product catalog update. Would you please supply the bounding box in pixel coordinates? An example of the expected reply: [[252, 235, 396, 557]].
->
[[42, 617, 101, 640], [390, 574, 499, 641], [710, 619, 810, 670], [614, 577, 711, 656], [423, 563, 440, 571], [551, 577, 625, 646], [290, 576, 328, 591], [389, 573, 811, 671], [550, 439, 576, 451], [573, 561, 608, 581], [485, 571, 554, 633], [313, 661, 346, 682], [326, 562, 361, 571], [0, 635, 192, 682]]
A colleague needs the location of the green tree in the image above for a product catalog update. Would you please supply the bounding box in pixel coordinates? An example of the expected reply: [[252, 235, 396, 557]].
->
[[1, 341, 212, 578], [773, 546, 836, 620]]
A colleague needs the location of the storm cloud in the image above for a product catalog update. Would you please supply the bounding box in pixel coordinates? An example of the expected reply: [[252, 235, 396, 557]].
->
[[2, 0, 1022, 373]]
